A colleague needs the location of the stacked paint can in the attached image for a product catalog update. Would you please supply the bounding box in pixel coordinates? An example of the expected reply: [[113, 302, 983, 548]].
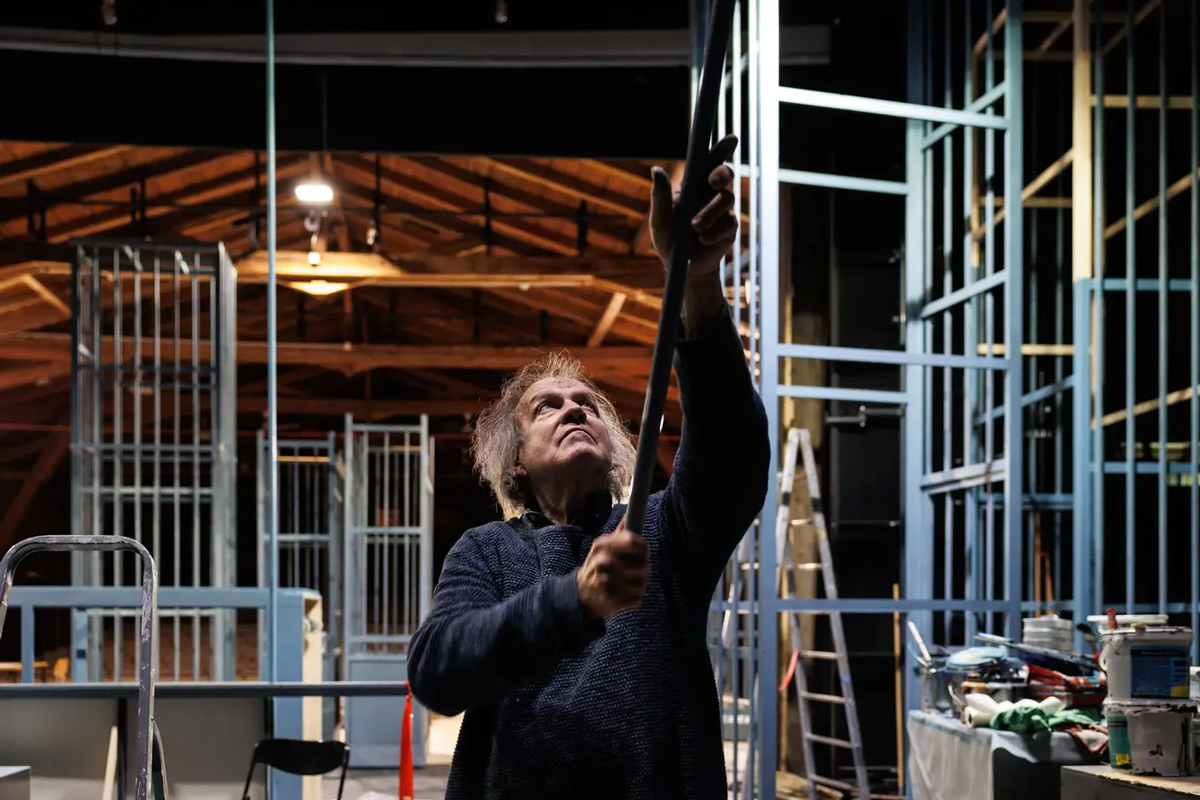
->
[[1100, 624, 1196, 776], [1023, 615, 1073, 653]]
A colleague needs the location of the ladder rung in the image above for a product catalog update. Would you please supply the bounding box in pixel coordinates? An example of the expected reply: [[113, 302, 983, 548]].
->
[[801, 691, 847, 705], [808, 734, 855, 750], [801, 650, 839, 660], [810, 775, 858, 792]]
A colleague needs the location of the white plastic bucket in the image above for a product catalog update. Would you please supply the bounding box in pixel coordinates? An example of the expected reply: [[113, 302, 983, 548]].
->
[[1099, 626, 1193, 700], [1124, 701, 1197, 777]]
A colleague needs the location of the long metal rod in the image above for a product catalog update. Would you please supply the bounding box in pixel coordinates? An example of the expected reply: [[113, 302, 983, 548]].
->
[[1191, 0, 1200, 663], [625, 0, 736, 534], [1125, 0, 1136, 614], [1092, 0, 1108, 618], [777, 86, 1008, 129], [265, 0, 280, 682], [1155, 1, 1167, 615]]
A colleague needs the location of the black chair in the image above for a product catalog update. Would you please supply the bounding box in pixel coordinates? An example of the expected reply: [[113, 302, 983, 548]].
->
[[241, 738, 351, 800]]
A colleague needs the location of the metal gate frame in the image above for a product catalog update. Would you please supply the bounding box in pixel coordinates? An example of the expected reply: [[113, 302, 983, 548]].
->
[[341, 414, 434, 767], [257, 431, 342, 737]]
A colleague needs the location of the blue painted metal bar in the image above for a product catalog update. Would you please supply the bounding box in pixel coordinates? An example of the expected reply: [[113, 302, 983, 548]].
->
[[777, 86, 1009, 129], [942, 4, 955, 639], [757, 0, 780, 792], [1191, 0, 1199, 663], [983, 0, 998, 636], [901, 0, 931, 772], [777, 343, 1005, 370], [1101, 278, 1196, 291], [1156, 1, 1168, 615], [1003, 0, 1026, 641], [778, 168, 909, 195], [779, 598, 1019, 613], [777, 385, 908, 404], [1092, 0, 1107, 621], [919, 268, 1007, 318], [1124, 0, 1136, 614], [0, 682, 411, 700], [20, 605, 33, 684], [978, 375, 1076, 424], [1103, 462, 1198, 475], [922, 460, 1009, 494], [922, 81, 1009, 150], [963, 0, 980, 645], [1072, 280, 1094, 628], [6, 587, 314, 608], [265, 0, 281, 684], [982, 493, 1075, 511]]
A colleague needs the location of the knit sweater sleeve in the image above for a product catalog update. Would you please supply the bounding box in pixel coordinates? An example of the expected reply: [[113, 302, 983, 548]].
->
[[660, 301, 770, 593], [407, 530, 605, 716]]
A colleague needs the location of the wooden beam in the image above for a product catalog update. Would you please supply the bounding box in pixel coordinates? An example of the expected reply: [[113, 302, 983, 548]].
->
[[20, 275, 70, 317], [404, 156, 634, 251], [0, 363, 66, 392], [482, 158, 647, 221], [337, 155, 583, 256], [0, 151, 220, 226], [0, 433, 68, 552], [239, 396, 483, 418], [588, 293, 627, 346], [236, 250, 665, 291], [1, 331, 654, 373], [0, 144, 132, 190], [43, 155, 307, 242]]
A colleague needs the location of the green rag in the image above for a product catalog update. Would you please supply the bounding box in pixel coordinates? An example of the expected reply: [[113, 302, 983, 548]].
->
[[989, 705, 1101, 740]]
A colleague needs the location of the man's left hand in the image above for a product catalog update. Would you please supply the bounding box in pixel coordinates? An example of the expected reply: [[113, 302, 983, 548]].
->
[[648, 134, 739, 282]]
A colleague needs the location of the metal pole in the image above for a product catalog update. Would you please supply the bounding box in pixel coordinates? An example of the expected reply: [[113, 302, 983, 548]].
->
[[1156, 1, 1168, 615], [1124, 0, 1136, 615], [1190, 0, 1199, 663], [266, 0, 280, 683]]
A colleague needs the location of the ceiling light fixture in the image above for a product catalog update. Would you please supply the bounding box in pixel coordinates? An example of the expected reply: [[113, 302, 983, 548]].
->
[[286, 279, 350, 297], [295, 180, 334, 205]]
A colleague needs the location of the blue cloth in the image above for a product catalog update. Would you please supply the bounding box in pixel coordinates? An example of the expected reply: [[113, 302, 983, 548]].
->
[[408, 303, 770, 799]]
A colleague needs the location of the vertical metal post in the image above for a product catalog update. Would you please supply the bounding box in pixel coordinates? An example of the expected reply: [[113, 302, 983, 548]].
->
[[1155, 2, 1168, 615], [757, 0, 780, 794], [1124, 0, 1136, 614], [903, 0, 931, 727], [1091, 1, 1107, 618], [1071, 0, 1095, 639], [962, 0, 980, 643], [941, 2, 954, 637], [1002, 0, 1024, 641], [265, 0, 281, 683], [1191, 0, 1200, 663]]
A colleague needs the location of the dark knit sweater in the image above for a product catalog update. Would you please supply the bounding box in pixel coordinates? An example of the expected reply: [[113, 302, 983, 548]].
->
[[408, 304, 769, 799]]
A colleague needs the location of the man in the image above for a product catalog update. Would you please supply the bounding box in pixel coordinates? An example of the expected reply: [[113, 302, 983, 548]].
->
[[408, 134, 769, 799]]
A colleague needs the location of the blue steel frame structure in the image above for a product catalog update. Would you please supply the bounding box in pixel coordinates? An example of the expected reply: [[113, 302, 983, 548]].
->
[[713, 1, 1031, 797]]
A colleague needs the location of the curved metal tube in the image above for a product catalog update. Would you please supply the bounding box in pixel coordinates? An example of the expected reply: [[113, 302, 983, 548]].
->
[[0, 535, 161, 800]]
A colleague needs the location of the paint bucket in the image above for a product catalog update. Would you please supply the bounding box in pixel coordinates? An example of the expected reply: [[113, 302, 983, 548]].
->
[[1104, 701, 1132, 769], [1124, 701, 1197, 777], [1099, 625, 1193, 701]]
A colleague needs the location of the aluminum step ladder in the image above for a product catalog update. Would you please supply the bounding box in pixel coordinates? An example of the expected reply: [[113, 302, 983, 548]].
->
[[0, 535, 170, 800], [777, 428, 869, 800]]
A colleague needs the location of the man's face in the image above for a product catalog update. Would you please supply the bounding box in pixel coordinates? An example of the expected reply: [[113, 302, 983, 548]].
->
[[515, 377, 613, 492]]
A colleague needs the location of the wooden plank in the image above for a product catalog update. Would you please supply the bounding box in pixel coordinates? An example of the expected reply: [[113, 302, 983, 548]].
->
[[236, 250, 666, 291], [0, 433, 69, 552], [238, 396, 484, 418], [0, 363, 67, 392], [405, 156, 635, 251], [0, 331, 654, 372], [0, 144, 132, 190], [20, 275, 70, 317], [0, 150, 219, 226], [588, 293, 627, 346], [482, 157, 647, 221], [337, 155, 583, 256], [42, 155, 307, 242]]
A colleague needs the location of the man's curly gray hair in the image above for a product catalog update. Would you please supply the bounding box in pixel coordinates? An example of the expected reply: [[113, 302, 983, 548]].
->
[[470, 351, 637, 519]]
